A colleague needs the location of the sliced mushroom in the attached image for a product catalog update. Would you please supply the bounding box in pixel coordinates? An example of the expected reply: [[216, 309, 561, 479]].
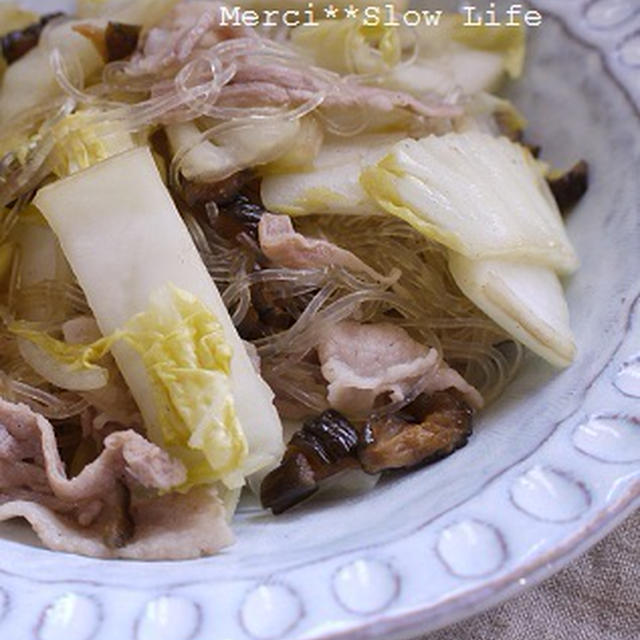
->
[[216, 192, 265, 241], [105, 22, 140, 62], [1, 13, 64, 64], [260, 409, 360, 514], [547, 160, 589, 214], [182, 170, 255, 209], [73, 21, 141, 63], [358, 389, 473, 474]]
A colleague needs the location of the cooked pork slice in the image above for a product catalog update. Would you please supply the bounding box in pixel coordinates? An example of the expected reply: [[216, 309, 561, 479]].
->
[[222, 62, 463, 119], [0, 399, 233, 558], [317, 321, 483, 416], [258, 212, 381, 278]]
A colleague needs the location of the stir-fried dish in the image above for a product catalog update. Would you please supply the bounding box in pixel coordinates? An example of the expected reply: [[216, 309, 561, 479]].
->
[[0, 0, 588, 559]]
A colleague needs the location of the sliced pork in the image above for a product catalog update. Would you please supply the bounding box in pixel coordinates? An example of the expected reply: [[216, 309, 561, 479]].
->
[[317, 321, 483, 416], [128, 1, 254, 75], [258, 212, 383, 279], [0, 399, 233, 558], [221, 62, 463, 119], [125, 2, 460, 125]]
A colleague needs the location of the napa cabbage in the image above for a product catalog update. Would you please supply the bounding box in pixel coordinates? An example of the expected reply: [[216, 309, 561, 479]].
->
[[291, 19, 400, 75], [12, 285, 249, 488], [49, 111, 135, 177], [361, 131, 578, 367], [448, 255, 576, 368], [33, 146, 284, 490], [385, 14, 525, 96], [261, 133, 403, 216], [361, 131, 578, 274]]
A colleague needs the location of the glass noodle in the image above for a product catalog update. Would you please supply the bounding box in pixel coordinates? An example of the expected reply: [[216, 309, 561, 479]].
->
[[187, 213, 523, 419]]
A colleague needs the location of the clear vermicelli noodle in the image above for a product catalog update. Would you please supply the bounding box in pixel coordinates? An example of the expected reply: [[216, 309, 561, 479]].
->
[[190, 213, 524, 411]]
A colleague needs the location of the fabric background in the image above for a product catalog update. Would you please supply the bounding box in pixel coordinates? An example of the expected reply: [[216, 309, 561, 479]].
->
[[422, 509, 639, 640]]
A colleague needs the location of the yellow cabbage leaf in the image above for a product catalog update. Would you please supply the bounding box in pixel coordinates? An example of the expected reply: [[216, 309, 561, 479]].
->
[[10, 321, 113, 391], [360, 131, 578, 274], [10, 321, 114, 370], [0, 4, 37, 37], [11, 285, 248, 488], [121, 285, 247, 488], [291, 18, 400, 75], [49, 111, 135, 178], [0, 3, 38, 79]]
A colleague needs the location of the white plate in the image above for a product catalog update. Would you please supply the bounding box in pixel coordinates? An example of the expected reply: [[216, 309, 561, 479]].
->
[[0, 1, 639, 639]]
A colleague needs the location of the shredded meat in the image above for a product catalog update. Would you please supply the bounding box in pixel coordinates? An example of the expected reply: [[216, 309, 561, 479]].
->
[[221, 62, 463, 119], [258, 212, 383, 278], [0, 400, 184, 500], [126, 3, 460, 124], [0, 485, 232, 559], [0, 399, 233, 558], [128, 1, 254, 75], [317, 321, 483, 417], [358, 389, 473, 473]]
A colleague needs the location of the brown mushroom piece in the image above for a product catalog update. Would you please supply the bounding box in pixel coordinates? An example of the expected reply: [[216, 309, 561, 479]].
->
[[1, 13, 64, 64], [105, 22, 141, 62], [260, 409, 360, 514], [358, 389, 473, 474], [182, 170, 255, 209], [73, 21, 141, 63], [215, 192, 265, 241], [547, 160, 589, 215]]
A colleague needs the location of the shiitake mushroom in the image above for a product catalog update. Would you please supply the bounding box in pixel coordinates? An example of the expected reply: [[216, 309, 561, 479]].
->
[[358, 390, 473, 474], [1, 13, 64, 64], [261, 390, 475, 514], [260, 410, 360, 514], [547, 160, 589, 215]]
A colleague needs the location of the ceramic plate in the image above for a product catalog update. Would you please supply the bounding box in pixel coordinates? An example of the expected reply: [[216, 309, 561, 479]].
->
[[0, 1, 639, 639]]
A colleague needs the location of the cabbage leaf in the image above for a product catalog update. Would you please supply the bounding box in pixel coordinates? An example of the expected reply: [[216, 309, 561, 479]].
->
[[33, 146, 284, 490], [447, 15, 525, 79], [0, 3, 37, 36], [361, 131, 578, 274], [166, 118, 301, 183], [291, 19, 400, 75], [12, 323, 112, 391], [385, 14, 525, 96], [121, 285, 248, 487], [49, 111, 134, 177], [448, 254, 576, 368], [11, 284, 249, 487], [262, 133, 403, 216]]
